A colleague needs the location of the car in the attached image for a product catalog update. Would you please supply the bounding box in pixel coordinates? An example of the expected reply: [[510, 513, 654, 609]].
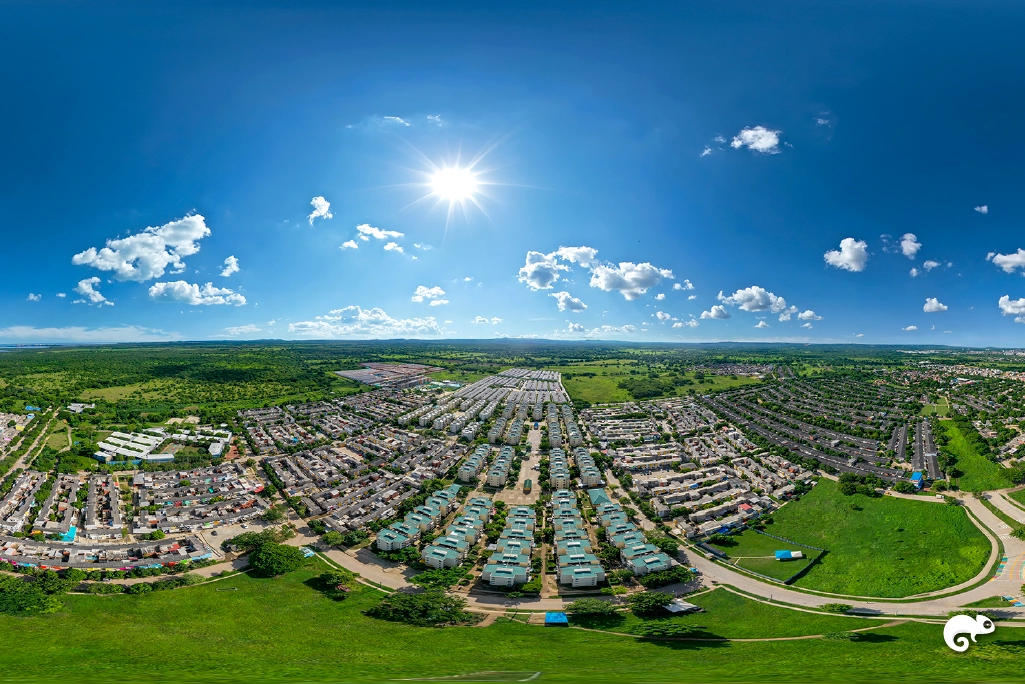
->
[[241, 524, 250, 529], [211, 530, 218, 536]]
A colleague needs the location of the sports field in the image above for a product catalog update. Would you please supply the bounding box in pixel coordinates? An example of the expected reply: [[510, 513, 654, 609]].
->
[[767, 480, 990, 597], [0, 559, 1021, 683]]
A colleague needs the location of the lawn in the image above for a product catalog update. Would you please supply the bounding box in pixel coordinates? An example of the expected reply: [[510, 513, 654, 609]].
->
[[2, 560, 1024, 683], [45, 423, 68, 450], [428, 369, 492, 384], [766, 479, 990, 597], [710, 529, 819, 581], [944, 423, 1012, 492], [1008, 488, 1025, 508]]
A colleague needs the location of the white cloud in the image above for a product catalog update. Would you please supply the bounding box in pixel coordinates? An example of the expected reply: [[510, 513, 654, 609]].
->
[[550, 291, 587, 312], [673, 319, 699, 329], [910, 267, 919, 277], [411, 285, 446, 303], [900, 233, 921, 259], [655, 293, 665, 301], [590, 262, 674, 300], [224, 324, 262, 335], [429, 299, 448, 307], [26, 293, 41, 302], [72, 214, 211, 282], [730, 126, 782, 154], [73, 277, 112, 306], [797, 310, 822, 321], [777, 305, 799, 322], [587, 324, 636, 336], [357, 224, 404, 240], [518, 251, 569, 290], [988, 249, 1025, 274], [902, 325, 918, 331], [700, 305, 731, 320], [687, 294, 697, 300], [555, 246, 599, 268], [700, 147, 712, 157], [382, 116, 410, 126], [823, 238, 869, 272], [463, 276, 473, 282], [307, 197, 333, 225], [998, 295, 1025, 323], [923, 297, 948, 313], [718, 286, 789, 313], [815, 117, 830, 126], [854, 333, 864, 337], [754, 321, 770, 328], [472, 316, 502, 325], [975, 205, 989, 215], [0, 325, 177, 343], [383, 242, 404, 253], [800, 322, 813, 329], [56, 293, 66, 298], [656, 311, 673, 321], [673, 280, 695, 291], [220, 255, 240, 277], [289, 306, 444, 338], [566, 322, 586, 333], [922, 260, 940, 272], [490, 317, 502, 324], [148, 281, 247, 306], [340, 240, 358, 250], [413, 243, 432, 250], [714, 135, 726, 143], [944, 330, 952, 334]]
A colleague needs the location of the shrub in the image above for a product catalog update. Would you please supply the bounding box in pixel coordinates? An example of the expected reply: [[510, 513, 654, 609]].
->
[[366, 590, 481, 627], [820, 603, 851, 614], [565, 598, 619, 615]]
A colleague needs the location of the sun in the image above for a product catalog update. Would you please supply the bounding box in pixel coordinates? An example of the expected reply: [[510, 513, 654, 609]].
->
[[429, 166, 480, 202]]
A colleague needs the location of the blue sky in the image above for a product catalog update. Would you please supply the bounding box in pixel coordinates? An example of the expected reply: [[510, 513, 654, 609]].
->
[[3, 1, 1025, 346]]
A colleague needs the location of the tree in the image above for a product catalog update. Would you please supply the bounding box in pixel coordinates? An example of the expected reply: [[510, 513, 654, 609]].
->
[[249, 542, 305, 577], [366, 590, 481, 627], [149, 529, 166, 541], [627, 591, 674, 615], [565, 598, 619, 615], [893, 481, 916, 494]]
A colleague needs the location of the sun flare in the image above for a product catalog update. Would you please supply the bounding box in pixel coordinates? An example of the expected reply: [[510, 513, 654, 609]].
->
[[429, 166, 481, 202]]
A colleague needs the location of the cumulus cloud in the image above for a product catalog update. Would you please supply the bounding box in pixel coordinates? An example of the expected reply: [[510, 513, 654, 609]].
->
[[700, 147, 712, 157], [550, 291, 587, 312], [902, 325, 918, 331], [988, 249, 1025, 274], [797, 310, 822, 321], [26, 293, 41, 302], [472, 316, 502, 325], [655, 293, 665, 301], [590, 262, 674, 300], [588, 324, 636, 336], [220, 255, 240, 277], [777, 306, 798, 322], [566, 322, 586, 333], [72, 214, 211, 282], [429, 299, 448, 307], [800, 322, 813, 329], [718, 286, 789, 313], [998, 295, 1025, 323], [923, 260, 940, 271], [518, 251, 569, 290], [555, 246, 599, 268], [288, 306, 444, 338], [754, 321, 770, 328], [148, 281, 247, 306], [383, 242, 404, 253], [700, 305, 731, 320], [307, 197, 333, 225], [73, 277, 112, 306], [975, 205, 989, 215], [655, 311, 673, 321], [688, 294, 697, 300], [730, 126, 782, 154], [56, 293, 66, 298], [673, 319, 699, 329], [900, 233, 921, 259], [910, 267, 919, 277], [923, 297, 948, 313], [340, 240, 358, 250], [357, 224, 404, 240], [411, 285, 446, 303], [673, 280, 695, 291], [824, 238, 869, 272], [224, 324, 262, 335]]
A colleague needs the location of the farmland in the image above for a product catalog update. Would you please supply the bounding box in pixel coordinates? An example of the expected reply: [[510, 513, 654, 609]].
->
[[767, 480, 990, 597]]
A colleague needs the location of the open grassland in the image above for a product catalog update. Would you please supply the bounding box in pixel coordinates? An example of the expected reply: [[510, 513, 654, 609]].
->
[[1, 561, 1024, 683], [44, 423, 68, 450], [711, 529, 817, 580], [944, 423, 1012, 492], [428, 369, 491, 384], [768, 480, 990, 597], [549, 361, 761, 404], [1008, 488, 1025, 508]]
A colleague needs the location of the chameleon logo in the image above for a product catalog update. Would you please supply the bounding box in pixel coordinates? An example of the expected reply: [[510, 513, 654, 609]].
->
[[943, 614, 995, 652]]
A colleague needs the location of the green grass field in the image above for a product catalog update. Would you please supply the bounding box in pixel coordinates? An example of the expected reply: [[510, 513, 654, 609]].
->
[[428, 369, 492, 384], [549, 361, 761, 404], [2, 560, 1024, 683], [711, 529, 818, 580], [767, 480, 990, 597], [921, 400, 950, 417], [944, 423, 1012, 492], [1008, 488, 1025, 508]]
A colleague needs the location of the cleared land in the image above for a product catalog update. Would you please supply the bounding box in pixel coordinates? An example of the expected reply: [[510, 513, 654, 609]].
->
[[710, 529, 817, 581], [766, 479, 990, 597], [944, 423, 1012, 492], [0, 561, 1021, 683]]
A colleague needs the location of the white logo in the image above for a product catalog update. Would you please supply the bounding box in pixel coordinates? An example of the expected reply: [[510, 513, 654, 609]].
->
[[943, 614, 995, 652]]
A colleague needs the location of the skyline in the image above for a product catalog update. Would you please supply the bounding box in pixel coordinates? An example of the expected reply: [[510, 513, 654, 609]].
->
[[4, 2, 1025, 346]]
